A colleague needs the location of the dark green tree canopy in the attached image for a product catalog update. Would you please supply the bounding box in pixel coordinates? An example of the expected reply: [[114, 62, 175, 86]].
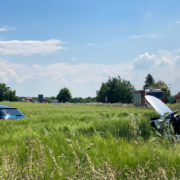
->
[[56, 88, 72, 103], [143, 74, 155, 90], [46, 98, 51, 103], [147, 80, 170, 103], [0, 83, 18, 102], [70, 97, 96, 103], [96, 76, 135, 103], [50, 96, 56, 100]]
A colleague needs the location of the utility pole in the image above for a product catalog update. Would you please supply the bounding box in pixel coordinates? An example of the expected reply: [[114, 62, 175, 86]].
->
[[168, 84, 171, 104]]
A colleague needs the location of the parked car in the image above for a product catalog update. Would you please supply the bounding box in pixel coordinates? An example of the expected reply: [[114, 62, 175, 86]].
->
[[0, 105, 26, 119], [145, 95, 180, 137]]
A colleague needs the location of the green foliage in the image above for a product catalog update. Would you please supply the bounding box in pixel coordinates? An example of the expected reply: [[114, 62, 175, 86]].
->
[[56, 87, 72, 103], [0, 102, 179, 178], [31, 97, 38, 101], [1, 134, 180, 179], [148, 80, 170, 103], [0, 83, 18, 101], [71, 97, 96, 103], [46, 98, 51, 103], [148, 80, 169, 90], [143, 74, 155, 90], [96, 76, 135, 103], [171, 96, 176, 104], [50, 96, 56, 100]]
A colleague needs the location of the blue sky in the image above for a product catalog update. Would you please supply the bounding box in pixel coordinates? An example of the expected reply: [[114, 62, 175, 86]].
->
[[0, 0, 180, 97]]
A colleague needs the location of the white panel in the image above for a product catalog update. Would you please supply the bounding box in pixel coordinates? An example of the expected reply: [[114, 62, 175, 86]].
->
[[145, 95, 172, 116], [135, 94, 137, 104], [136, 94, 138, 105], [133, 94, 136, 104], [139, 93, 141, 105]]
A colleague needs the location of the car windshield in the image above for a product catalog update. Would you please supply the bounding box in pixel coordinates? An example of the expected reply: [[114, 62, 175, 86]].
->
[[0, 108, 23, 116], [146, 92, 164, 98]]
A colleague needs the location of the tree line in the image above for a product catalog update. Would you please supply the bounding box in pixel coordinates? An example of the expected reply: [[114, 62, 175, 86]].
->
[[0, 73, 174, 103], [0, 83, 18, 102]]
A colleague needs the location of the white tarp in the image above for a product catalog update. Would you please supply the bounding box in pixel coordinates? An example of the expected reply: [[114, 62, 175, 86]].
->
[[145, 95, 172, 116]]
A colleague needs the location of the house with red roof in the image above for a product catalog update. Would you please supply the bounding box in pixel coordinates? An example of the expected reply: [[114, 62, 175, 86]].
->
[[26, 97, 32, 102], [175, 92, 180, 103]]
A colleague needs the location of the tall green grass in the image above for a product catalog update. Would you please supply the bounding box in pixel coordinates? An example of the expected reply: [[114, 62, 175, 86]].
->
[[0, 102, 179, 179]]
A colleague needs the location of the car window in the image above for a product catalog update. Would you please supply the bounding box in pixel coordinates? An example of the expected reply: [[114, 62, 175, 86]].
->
[[0, 108, 23, 116]]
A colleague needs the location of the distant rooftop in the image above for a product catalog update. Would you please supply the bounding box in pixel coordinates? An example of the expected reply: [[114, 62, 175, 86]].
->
[[175, 92, 180, 98]]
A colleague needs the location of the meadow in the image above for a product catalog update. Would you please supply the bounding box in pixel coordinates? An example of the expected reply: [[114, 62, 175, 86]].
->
[[0, 102, 180, 179]]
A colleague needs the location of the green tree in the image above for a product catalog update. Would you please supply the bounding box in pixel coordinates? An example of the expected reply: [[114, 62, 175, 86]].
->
[[147, 80, 170, 103], [171, 96, 176, 104], [56, 88, 72, 103], [46, 98, 51, 103], [96, 76, 135, 103], [71, 97, 79, 103], [0, 83, 8, 101], [50, 96, 56, 100], [8, 90, 18, 101], [0, 83, 18, 102], [70, 97, 96, 103], [143, 74, 155, 90], [86, 97, 96, 103], [31, 97, 38, 102]]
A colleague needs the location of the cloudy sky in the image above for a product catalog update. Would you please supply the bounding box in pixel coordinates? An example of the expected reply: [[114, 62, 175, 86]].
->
[[0, 0, 180, 97]]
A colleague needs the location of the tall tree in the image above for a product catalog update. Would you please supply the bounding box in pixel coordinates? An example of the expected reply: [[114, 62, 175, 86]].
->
[[143, 74, 155, 90], [56, 88, 72, 103], [0, 83, 8, 101], [147, 80, 170, 103], [0, 83, 18, 101], [8, 90, 17, 101], [96, 76, 135, 103], [50, 96, 56, 100]]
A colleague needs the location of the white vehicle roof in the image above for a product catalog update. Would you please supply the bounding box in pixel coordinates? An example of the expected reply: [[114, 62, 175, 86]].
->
[[145, 89, 162, 91], [145, 95, 172, 116]]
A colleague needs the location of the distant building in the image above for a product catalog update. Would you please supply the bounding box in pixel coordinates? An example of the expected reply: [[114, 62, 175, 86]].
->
[[26, 97, 32, 102], [42, 98, 47, 103], [38, 94, 43, 102], [175, 92, 180, 103]]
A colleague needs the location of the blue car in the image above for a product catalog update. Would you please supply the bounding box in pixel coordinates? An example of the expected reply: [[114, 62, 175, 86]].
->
[[0, 105, 26, 119]]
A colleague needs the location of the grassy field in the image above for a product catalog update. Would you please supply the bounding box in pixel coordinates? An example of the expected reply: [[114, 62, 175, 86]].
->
[[0, 102, 180, 179]]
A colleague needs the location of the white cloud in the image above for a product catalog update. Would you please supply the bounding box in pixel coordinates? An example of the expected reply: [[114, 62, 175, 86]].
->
[[130, 34, 162, 39], [175, 21, 180, 24], [0, 59, 32, 83], [133, 52, 157, 70], [156, 50, 177, 66], [72, 57, 77, 61], [0, 25, 16, 32], [87, 43, 94, 46], [161, 57, 174, 65], [0, 49, 180, 97], [130, 50, 180, 94], [133, 51, 176, 70], [0, 39, 66, 55], [0, 59, 133, 86], [175, 56, 180, 64]]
